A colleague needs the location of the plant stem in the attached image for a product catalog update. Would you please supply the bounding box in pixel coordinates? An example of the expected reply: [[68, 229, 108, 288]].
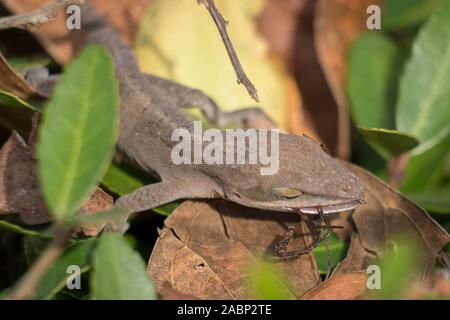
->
[[5, 224, 72, 300]]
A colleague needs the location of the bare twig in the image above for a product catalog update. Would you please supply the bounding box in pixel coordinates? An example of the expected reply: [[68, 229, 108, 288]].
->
[[199, 0, 259, 102], [5, 224, 73, 300], [0, 0, 84, 31], [388, 153, 409, 189]]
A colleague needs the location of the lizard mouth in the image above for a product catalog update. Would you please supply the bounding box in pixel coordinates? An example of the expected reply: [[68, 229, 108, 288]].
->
[[297, 198, 365, 215]]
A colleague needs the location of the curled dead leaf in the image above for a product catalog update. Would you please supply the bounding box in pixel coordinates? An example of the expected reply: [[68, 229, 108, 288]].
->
[[290, 1, 341, 156], [344, 162, 450, 280], [315, 0, 382, 159]]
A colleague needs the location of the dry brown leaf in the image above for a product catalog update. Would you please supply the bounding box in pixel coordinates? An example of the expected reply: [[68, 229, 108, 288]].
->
[[0, 51, 46, 99], [301, 272, 367, 300], [158, 282, 197, 300], [148, 200, 320, 300], [0, 0, 152, 64], [257, 0, 325, 145], [0, 51, 46, 137], [315, 0, 382, 159], [0, 132, 114, 227], [405, 269, 450, 299], [345, 162, 450, 280], [0, 131, 50, 224], [76, 188, 114, 236]]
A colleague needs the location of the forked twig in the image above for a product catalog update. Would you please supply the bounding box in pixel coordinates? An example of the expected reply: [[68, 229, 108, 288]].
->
[[0, 0, 84, 31], [198, 0, 259, 102]]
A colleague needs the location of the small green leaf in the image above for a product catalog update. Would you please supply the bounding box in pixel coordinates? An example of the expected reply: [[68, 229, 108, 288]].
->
[[102, 163, 154, 196], [347, 32, 402, 129], [7, 56, 51, 72], [102, 163, 179, 216], [67, 208, 129, 227], [37, 46, 119, 220], [358, 127, 419, 157], [152, 202, 179, 216], [248, 261, 294, 300], [0, 220, 42, 237], [0, 89, 38, 111], [383, 0, 446, 31], [406, 186, 450, 214], [400, 133, 450, 192], [91, 234, 157, 300], [396, 2, 450, 145], [35, 238, 97, 300], [312, 233, 347, 275]]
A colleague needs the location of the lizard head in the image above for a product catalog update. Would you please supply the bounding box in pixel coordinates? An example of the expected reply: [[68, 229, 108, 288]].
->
[[221, 133, 365, 215]]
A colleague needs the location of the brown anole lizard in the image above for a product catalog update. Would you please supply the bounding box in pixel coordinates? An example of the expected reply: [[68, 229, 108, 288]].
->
[[28, 3, 365, 257]]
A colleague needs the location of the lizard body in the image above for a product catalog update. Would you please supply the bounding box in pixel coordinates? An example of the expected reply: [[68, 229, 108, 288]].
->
[[33, 4, 365, 220]]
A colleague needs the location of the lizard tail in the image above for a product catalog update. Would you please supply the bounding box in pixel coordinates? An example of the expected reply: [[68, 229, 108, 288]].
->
[[80, 0, 141, 76]]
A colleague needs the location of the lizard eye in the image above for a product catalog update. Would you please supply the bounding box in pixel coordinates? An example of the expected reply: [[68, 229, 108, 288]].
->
[[272, 187, 304, 200]]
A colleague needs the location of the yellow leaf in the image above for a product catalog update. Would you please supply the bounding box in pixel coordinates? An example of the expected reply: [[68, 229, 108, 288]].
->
[[135, 0, 291, 129]]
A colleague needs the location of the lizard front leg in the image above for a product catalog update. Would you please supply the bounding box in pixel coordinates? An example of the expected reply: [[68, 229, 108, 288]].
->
[[106, 180, 219, 234], [116, 179, 219, 213], [143, 73, 277, 129]]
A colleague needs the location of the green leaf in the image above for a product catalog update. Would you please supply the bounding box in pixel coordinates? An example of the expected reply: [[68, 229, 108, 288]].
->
[[351, 129, 388, 179], [0, 89, 38, 111], [358, 127, 419, 157], [102, 163, 154, 196], [67, 207, 129, 227], [6, 56, 51, 72], [91, 234, 157, 300], [35, 238, 97, 300], [152, 202, 179, 216], [396, 2, 450, 145], [312, 233, 347, 275], [400, 133, 450, 192], [406, 186, 450, 214], [0, 220, 43, 237], [374, 236, 421, 299], [383, 0, 446, 31], [102, 163, 179, 216], [37, 46, 119, 220], [249, 261, 294, 300], [347, 32, 402, 129]]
